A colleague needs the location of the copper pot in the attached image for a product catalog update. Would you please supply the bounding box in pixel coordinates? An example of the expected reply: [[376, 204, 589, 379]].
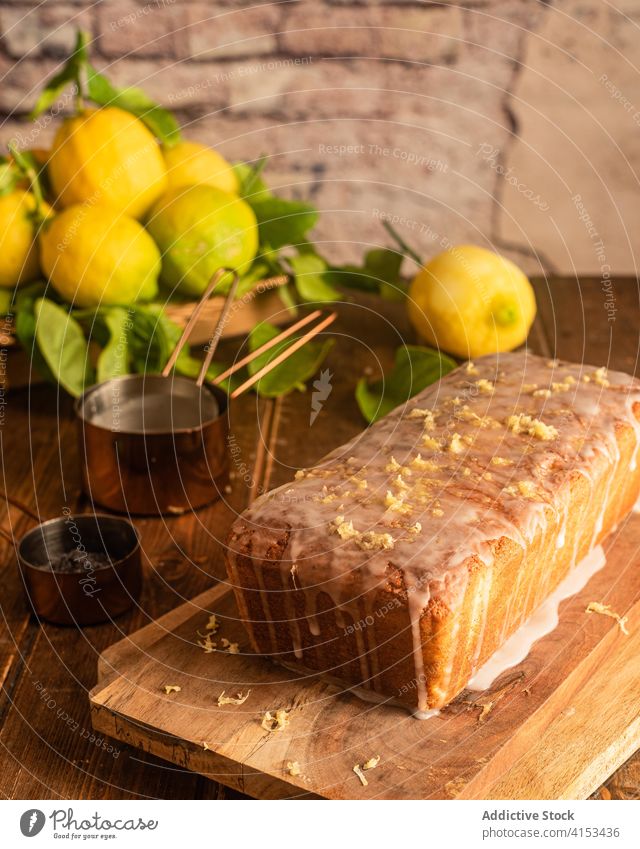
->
[[75, 374, 229, 516], [18, 513, 141, 626]]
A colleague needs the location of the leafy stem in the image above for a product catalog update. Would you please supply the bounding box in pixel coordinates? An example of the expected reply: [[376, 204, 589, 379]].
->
[[382, 220, 424, 267], [7, 143, 46, 222]]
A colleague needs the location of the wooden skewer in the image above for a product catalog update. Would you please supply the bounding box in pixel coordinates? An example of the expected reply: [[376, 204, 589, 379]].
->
[[230, 312, 337, 399], [214, 310, 323, 384], [196, 271, 241, 386]]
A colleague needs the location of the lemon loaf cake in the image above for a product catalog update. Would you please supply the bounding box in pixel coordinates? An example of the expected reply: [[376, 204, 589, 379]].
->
[[225, 352, 640, 712]]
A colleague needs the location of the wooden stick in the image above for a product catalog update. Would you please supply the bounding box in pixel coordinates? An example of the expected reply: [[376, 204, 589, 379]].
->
[[230, 312, 337, 399], [161, 268, 229, 379], [214, 310, 323, 384], [196, 271, 240, 386]]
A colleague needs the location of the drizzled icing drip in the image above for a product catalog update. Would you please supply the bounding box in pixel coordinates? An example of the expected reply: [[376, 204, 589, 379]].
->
[[233, 353, 640, 711]]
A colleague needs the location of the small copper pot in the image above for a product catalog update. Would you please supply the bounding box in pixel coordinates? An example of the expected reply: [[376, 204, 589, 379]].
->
[[75, 374, 229, 516], [18, 513, 141, 626]]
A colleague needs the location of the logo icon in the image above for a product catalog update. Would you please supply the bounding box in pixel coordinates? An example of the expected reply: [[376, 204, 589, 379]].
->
[[310, 369, 333, 425], [20, 809, 45, 837]]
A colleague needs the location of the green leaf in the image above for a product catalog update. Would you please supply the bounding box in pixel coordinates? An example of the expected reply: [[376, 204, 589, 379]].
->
[[29, 30, 88, 119], [334, 248, 406, 300], [86, 64, 181, 145], [0, 289, 12, 315], [128, 304, 175, 373], [34, 298, 94, 396], [234, 158, 270, 201], [247, 321, 334, 398], [14, 283, 55, 382], [0, 157, 19, 197], [250, 196, 318, 250], [96, 307, 132, 383], [288, 252, 341, 303], [356, 345, 457, 424], [278, 283, 299, 316]]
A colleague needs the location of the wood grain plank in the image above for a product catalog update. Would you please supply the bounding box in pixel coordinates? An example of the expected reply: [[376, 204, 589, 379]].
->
[[89, 508, 640, 799], [4, 281, 640, 799], [0, 367, 272, 799]]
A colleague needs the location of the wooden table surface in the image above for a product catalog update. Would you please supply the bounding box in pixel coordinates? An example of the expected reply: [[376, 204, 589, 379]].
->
[[1, 278, 639, 800]]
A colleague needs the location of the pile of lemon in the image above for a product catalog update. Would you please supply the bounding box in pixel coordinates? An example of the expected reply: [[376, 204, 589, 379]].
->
[[1, 106, 259, 308]]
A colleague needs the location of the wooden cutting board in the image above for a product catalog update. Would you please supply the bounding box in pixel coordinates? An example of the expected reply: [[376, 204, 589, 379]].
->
[[89, 514, 640, 800]]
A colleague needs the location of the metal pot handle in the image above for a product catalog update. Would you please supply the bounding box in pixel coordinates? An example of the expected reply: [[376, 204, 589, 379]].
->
[[161, 266, 240, 386]]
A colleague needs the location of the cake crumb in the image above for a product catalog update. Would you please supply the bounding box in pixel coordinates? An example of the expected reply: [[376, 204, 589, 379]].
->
[[422, 434, 442, 451], [353, 764, 369, 786], [465, 361, 479, 375], [363, 755, 381, 771], [410, 454, 439, 472], [385, 490, 411, 515], [334, 516, 358, 541], [407, 408, 436, 430], [385, 456, 401, 472], [203, 742, 211, 750], [358, 531, 394, 551], [287, 761, 302, 777], [533, 388, 552, 398], [205, 614, 219, 633], [448, 433, 466, 454], [491, 456, 513, 466], [197, 633, 217, 653], [593, 367, 610, 387], [506, 413, 558, 441], [517, 480, 538, 499], [163, 685, 181, 695], [294, 469, 306, 480], [333, 516, 395, 550], [475, 379, 494, 394], [262, 709, 290, 732], [217, 690, 251, 706], [586, 602, 629, 635]]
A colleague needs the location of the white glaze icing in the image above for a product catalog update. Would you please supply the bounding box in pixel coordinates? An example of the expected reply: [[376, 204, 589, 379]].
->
[[228, 352, 640, 712], [466, 544, 606, 691]]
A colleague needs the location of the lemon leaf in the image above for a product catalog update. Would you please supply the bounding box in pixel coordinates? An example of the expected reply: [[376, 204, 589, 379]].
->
[[334, 248, 406, 300], [29, 30, 89, 119], [95, 307, 132, 383], [356, 345, 457, 424], [249, 197, 318, 251], [247, 320, 334, 398], [86, 64, 181, 145], [288, 252, 341, 302], [34, 298, 94, 397], [0, 157, 20, 196], [234, 157, 270, 201], [14, 283, 55, 383]]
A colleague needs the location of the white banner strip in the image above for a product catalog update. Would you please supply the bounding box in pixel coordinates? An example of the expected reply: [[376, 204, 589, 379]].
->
[[0, 799, 638, 848]]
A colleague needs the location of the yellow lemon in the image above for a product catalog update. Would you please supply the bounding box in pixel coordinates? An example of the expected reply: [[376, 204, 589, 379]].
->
[[0, 190, 51, 288], [163, 140, 238, 194], [48, 107, 167, 219], [147, 184, 258, 297], [40, 204, 161, 307], [408, 245, 537, 358]]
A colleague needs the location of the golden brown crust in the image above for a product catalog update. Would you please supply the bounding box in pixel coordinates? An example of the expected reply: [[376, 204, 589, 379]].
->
[[225, 355, 640, 711]]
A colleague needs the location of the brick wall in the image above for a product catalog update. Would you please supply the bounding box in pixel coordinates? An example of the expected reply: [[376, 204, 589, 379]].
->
[[1, 0, 639, 276]]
